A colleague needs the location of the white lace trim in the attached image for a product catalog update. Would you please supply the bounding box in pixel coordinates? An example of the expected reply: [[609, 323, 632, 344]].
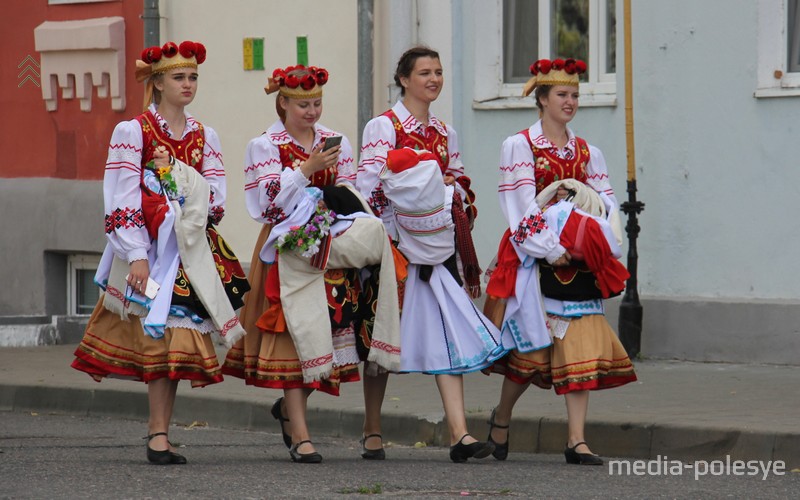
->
[[332, 327, 360, 367], [163, 315, 218, 334]]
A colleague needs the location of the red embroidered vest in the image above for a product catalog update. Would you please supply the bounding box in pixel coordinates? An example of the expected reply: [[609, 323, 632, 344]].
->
[[137, 111, 205, 172], [383, 109, 449, 173], [383, 109, 478, 221], [136, 111, 205, 238], [519, 129, 605, 300], [277, 141, 336, 188], [520, 128, 589, 193]]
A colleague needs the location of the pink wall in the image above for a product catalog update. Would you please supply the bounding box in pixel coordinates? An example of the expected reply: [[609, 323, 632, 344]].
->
[[0, 0, 144, 180]]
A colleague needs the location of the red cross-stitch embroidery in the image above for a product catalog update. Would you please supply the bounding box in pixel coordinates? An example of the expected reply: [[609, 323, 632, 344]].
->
[[266, 179, 281, 201], [512, 212, 548, 244], [369, 185, 389, 215], [105, 207, 145, 234], [261, 205, 286, 224], [209, 205, 224, 225]]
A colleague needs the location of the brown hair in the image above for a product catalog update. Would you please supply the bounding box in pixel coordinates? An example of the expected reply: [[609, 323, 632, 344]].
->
[[394, 46, 440, 96], [150, 73, 164, 105], [533, 85, 552, 112]]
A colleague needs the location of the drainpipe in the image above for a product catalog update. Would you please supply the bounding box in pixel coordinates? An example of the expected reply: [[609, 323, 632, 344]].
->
[[357, 0, 375, 142], [143, 0, 160, 47]]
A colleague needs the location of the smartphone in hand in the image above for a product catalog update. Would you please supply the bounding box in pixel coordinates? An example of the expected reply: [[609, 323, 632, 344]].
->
[[322, 135, 342, 151], [126, 275, 161, 299]]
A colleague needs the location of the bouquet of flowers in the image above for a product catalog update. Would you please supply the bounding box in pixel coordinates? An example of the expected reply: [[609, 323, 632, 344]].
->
[[145, 146, 181, 201], [276, 202, 336, 258], [154, 163, 179, 199]]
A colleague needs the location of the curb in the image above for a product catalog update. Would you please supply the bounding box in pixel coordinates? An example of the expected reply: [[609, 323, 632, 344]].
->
[[2, 383, 797, 468]]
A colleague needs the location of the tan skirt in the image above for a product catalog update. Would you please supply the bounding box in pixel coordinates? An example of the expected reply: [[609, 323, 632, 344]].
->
[[488, 314, 637, 394], [221, 224, 360, 397], [72, 300, 223, 388]]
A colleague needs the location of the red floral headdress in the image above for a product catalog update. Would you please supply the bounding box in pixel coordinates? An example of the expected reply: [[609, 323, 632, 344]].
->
[[522, 58, 587, 97], [264, 65, 329, 99], [135, 41, 207, 111], [136, 41, 206, 81]]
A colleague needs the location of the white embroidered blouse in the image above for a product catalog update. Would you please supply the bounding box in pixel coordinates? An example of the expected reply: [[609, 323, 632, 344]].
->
[[102, 104, 226, 264], [498, 120, 617, 266], [357, 101, 466, 240], [243, 120, 355, 227]]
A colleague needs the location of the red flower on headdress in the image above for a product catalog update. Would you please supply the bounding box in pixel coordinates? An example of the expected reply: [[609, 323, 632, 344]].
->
[[194, 43, 207, 64], [179, 41, 197, 59], [564, 58, 577, 74], [551, 58, 565, 70], [272, 65, 329, 89], [162, 42, 178, 58], [529, 62, 539, 75], [141, 46, 162, 64], [575, 60, 587, 74], [538, 59, 552, 74], [285, 74, 300, 89], [300, 74, 316, 90]]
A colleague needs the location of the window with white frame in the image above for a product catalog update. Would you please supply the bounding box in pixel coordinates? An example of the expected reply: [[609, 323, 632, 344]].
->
[[756, 0, 800, 96], [475, 0, 617, 109], [67, 254, 100, 315]]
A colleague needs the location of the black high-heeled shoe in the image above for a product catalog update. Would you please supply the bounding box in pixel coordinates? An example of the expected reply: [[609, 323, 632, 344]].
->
[[289, 440, 323, 463], [145, 432, 187, 465], [564, 441, 603, 465], [270, 397, 292, 448], [449, 434, 495, 463], [359, 433, 386, 460], [486, 407, 510, 461]]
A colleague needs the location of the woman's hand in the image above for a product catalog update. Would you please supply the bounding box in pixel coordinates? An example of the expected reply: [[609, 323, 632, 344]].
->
[[300, 143, 341, 177], [552, 250, 572, 267], [127, 259, 151, 295], [152, 148, 171, 169], [443, 175, 456, 186], [555, 185, 572, 201]]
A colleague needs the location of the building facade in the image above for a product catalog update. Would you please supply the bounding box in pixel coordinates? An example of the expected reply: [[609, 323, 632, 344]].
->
[[2, 0, 798, 365]]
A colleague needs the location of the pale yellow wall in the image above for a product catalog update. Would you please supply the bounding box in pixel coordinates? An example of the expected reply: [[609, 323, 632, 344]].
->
[[372, 0, 392, 113], [160, 0, 358, 264]]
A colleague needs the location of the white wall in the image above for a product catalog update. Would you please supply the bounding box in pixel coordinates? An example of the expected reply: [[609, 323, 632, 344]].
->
[[161, 0, 359, 263], [454, 0, 800, 302], [372, 0, 454, 123], [626, 0, 799, 300]]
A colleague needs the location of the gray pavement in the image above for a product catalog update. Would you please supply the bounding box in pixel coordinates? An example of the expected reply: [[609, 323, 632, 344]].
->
[[5, 412, 799, 499], [1, 344, 798, 469]]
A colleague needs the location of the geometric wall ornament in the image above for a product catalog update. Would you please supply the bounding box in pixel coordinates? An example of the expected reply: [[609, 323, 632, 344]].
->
[[34, 16, 126, 112]]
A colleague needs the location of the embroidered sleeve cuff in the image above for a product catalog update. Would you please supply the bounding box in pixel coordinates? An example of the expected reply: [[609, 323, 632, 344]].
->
[[127, 249, 149, 264], [545, 244, 567, 264], [288, 167, 311, 187]]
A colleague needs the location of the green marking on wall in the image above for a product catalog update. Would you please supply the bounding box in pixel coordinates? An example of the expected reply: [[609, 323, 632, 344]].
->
[[296, 36, 308, 66]]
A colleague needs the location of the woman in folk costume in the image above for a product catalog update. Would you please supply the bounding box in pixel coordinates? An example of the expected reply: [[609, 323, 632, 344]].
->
[[222, 65, 400, 464], [358, 46, 505, 463], [483, 58, 637, 465], [71, 41, 250, 465]]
